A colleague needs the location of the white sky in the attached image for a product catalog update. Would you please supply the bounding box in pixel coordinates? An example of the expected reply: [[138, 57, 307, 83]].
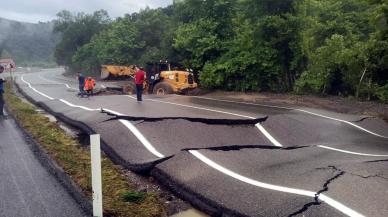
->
[[0, 0, 172, 23]]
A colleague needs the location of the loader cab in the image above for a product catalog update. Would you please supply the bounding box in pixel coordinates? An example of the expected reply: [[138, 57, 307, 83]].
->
[[145, 61, 198, 94], [145, 61, 169, 84]]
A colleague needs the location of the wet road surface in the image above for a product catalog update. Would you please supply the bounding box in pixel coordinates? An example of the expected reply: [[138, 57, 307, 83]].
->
[[0, 113, 87, 217], [14, 69, 388, 217]]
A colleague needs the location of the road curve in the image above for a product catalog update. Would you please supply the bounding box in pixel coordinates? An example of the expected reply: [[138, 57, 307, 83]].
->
[[14, 69, 388, 217]]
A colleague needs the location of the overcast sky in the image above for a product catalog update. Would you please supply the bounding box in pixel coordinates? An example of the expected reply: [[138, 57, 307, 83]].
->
[[1, 0, 173, 23]]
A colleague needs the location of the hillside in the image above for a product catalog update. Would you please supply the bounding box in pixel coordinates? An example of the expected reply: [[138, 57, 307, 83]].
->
[[0, 17, 60, 67]]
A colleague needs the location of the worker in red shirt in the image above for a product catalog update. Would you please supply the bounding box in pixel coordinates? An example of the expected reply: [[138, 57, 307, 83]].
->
[[134, 66, 145, 101]]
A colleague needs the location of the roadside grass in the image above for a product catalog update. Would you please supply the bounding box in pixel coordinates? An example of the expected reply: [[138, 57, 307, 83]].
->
[[4, 83, 166, 217]]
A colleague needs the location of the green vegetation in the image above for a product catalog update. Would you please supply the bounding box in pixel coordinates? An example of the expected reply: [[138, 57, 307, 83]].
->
[[0, 18, 59, 67], [121, 191, 147, 203], [4, 83, 166, 217], [53, 0, 388, 102]]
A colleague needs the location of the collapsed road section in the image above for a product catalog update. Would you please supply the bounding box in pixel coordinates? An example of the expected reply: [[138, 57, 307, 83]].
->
[[14, 71, 388, 217]]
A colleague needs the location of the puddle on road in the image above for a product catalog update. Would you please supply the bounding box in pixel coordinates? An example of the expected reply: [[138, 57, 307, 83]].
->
[[170, 209, 209, 217]]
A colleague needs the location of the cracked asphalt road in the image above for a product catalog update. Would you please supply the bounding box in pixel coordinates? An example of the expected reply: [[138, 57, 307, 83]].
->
[[14, 69, 388, 217]]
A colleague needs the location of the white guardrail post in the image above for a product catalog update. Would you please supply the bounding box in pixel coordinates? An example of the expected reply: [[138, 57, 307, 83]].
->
[[91, 134, 103, 217]]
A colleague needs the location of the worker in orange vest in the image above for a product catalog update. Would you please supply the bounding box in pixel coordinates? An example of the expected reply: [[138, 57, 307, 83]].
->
[[84, 77, 96, 97]]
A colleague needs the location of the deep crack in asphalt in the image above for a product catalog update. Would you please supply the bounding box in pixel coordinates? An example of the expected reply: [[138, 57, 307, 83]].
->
[[288, 165, 345, 217], [101, 109, 267, 125], [352, 116, 376, 122], [183, 145, 309, 152]]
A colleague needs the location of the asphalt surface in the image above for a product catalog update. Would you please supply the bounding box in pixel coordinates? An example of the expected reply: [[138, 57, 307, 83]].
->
[[0, 112, 87, 217], [14, 69, 388, 217]]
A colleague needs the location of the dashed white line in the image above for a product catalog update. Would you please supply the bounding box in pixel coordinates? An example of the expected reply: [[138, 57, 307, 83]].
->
[[128, 96, 284, 147], [189, 150, 365, 217], [318, 145, 388, 157], [187, 95, 293, 110], [119, 119, 165, 158], [23, 74, 165, 158], [297, 109, 388, 138], [189, 95, 388, 139], [38, 74, 77, 90], [101, 108, 165, 158], [255, 123, 283, 147], [22, 74, 369, 216], [144, 97, 256, 119]]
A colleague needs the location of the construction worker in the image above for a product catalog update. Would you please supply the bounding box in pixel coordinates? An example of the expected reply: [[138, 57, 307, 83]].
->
[[84, 77, 96, 97], [0, 65, 5, 117], [135, 66, 145, 102], [77, 72, 85, 97]]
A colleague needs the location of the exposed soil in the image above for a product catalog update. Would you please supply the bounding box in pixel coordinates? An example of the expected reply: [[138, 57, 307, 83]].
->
[[202, 91, 388, 122]]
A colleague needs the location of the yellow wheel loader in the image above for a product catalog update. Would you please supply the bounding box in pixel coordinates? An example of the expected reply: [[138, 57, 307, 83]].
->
[[100, 61, 198, 95], [100, 64, 136, 80]]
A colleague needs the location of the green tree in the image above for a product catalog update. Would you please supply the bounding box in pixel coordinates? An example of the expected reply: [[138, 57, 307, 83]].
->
[[53, 10, 111, 71]]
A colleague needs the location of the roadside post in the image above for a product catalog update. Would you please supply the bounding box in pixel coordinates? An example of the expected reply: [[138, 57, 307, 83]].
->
[[90, 134, 103, 217], [9, 66, 13, 81]]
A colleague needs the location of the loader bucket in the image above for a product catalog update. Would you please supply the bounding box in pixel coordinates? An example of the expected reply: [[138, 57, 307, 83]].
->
[[100, 65, 110, 80], [100, 64, 136, 80], [101, 70, 110, 80]]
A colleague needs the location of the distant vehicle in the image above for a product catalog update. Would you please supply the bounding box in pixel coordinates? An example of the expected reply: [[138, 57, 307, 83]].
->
[[100, 61, 198, 95]]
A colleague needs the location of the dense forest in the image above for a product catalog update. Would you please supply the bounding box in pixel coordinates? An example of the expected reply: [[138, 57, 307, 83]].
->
[[53, 0, 388, 102], [0, 18, 59, 67]]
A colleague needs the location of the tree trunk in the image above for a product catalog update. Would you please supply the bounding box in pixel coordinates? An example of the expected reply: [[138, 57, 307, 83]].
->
[[356, 67, 367, 99]]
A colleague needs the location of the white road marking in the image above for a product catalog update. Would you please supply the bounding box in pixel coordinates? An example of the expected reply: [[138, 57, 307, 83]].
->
[[119, 119, 165, 158], [38, 74, 77, 90], [296, 109, 388, 138], [318, 195, 365, 217], [318, 145, 388, 157], [189, 95, 388, 138], [23, 74, 368, 216], [58, 99, 100, 111], [100, 108, 124, 116], [23, 75, 165, 158], [21, 76, 54, 100], [101, 108, 165, 158], [187, 95, 293, 110], [190, 150, 365, 217], [128, 96, 284, 147], [255, 123, 283, 147], [144, 97, 256, 119]]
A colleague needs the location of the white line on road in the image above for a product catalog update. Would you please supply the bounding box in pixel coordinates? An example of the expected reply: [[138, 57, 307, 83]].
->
[[144, 97, 256, 119], [22, 75, 165, 158], [59, 99, 100, 111], [101, 108, 165, 158], [318, 145, 388, 157], [297, 109, 388, 138], [38, 74, 77, 90], [189, 150, 365, 217], [119, 119, 165, 158], [21, 76, 54, 100], [187, 95, 293, 110], [128, 96, 284, 147], [255, 123, 283, 147], [188, 95, 388, 139], [24, 74, 367, 217]]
